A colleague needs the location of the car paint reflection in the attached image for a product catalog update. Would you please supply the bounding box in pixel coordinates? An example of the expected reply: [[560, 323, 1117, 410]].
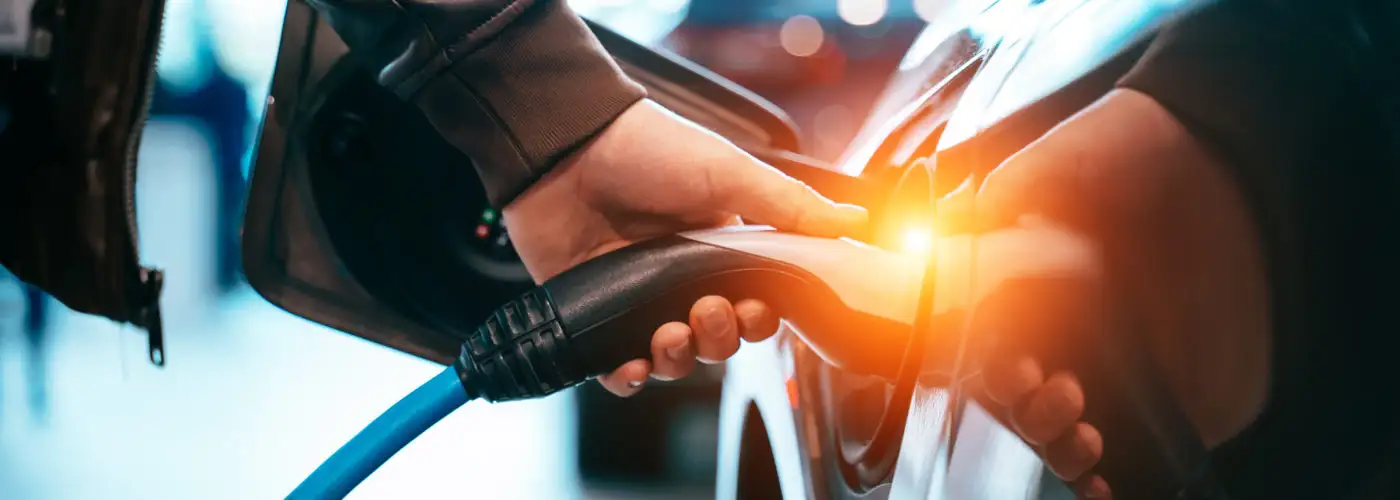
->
[[938, 0, 1198, 151]]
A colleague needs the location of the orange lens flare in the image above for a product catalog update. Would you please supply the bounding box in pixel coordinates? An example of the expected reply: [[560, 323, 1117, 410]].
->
[[899, 226, 936, 256]]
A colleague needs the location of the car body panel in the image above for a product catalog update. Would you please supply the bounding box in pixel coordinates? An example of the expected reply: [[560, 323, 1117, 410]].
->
[[937, 0, 1197, 151]]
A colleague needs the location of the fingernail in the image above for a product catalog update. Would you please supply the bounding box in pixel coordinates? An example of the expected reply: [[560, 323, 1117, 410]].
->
[[627, 379, 644, 389], [701, 306, 729, 337], [666, 339, 690, 360]]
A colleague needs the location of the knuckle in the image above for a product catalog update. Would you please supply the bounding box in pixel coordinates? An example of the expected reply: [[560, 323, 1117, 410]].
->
[[1044, 373, 1086, 419], [1046, 434, 1093, 480], [1013, 416, 1056, 446], [1014, 390, 1075, 445], [985, 357, 1041, 405]]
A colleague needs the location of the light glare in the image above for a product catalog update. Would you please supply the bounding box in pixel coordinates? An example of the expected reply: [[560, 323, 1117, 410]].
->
[[901, 227, 936, 256]]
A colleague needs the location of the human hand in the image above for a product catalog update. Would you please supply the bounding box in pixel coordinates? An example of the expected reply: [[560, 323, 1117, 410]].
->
[[953, 89, 1271, 498], [503, 99, 868, 397]]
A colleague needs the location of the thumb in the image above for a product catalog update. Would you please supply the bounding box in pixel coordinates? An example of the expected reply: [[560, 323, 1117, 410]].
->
[[716, 155, 869, 238], [975, 89, 1167, 231]]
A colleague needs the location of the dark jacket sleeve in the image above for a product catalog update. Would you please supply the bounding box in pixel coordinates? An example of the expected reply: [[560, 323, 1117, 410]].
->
[[1117, 0, 1393, 247], [1117, 0, 1400, 496], [308, 0, 647, 207]]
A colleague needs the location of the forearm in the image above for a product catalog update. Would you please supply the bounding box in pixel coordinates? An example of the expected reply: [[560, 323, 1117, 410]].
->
[[1115, 0, 1400, 473], [1120, 0, 1383, 369], [307, 0, 647, 207]]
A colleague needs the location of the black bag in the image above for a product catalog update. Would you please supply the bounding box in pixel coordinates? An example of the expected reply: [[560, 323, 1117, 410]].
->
[[1, 0, 167, 364]]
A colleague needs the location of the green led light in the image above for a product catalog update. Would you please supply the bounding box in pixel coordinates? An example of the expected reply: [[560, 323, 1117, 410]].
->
[[481, 208, 497, 224]]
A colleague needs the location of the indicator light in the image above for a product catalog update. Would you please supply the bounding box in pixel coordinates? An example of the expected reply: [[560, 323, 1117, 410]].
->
[[475, 224, 490, 239], [481, 209, 497, 224]]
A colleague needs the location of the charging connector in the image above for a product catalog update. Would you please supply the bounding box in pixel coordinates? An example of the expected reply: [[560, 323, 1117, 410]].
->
[[453, 287, 585, 402]]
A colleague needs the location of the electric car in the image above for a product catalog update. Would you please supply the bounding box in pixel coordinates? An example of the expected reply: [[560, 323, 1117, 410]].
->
[[238, 0, 1205, 498]]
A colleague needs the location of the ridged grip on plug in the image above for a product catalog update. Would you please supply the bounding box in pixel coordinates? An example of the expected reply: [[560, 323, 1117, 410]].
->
[[454, 288, 586, 402]]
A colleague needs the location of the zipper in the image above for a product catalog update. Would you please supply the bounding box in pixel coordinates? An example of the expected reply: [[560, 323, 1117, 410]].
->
[[123, 0, 169, 367]]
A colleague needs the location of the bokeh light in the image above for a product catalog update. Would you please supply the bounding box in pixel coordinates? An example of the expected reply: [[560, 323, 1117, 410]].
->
[[205, 0, 287, 92], [914, 0, 953, 22], [155, 0, 213, 94], [813, 104, 855, 150], [569, 0, 692, 47], [779, 15, 825, 57], [838, 0, 888, 26]]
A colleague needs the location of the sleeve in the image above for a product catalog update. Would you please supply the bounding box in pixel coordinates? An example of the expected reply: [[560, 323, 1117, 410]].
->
[[1115, 0, 1386, 343], [308, 0, 647, 207], [1116, 0, 1400, 494], [1117, 0, 1373, 240]]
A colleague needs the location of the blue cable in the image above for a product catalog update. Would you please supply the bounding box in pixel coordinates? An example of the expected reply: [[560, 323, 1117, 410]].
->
[[289, 367, 471, 499]]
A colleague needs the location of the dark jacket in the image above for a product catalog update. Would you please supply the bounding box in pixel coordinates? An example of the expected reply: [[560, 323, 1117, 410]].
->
[[1119, 1, 1399, 497], [306, 0, 647, 208]]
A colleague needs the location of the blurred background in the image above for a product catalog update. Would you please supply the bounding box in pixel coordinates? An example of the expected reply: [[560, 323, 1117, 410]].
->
[[0, 0, 945, 498]]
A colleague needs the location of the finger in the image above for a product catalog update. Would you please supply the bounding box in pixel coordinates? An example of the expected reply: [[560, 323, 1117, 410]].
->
[[734, 299, 780, 343], [1011, 372, 1086, 446], [1076, 475, 1111, 500], [1044, 422, 1104, 481], [691, 295, 741, 363], [650, 322, 695, 381], [716, 156, 868, 238], [597, 359, 652, 397], [982, 354, 1044, 407]]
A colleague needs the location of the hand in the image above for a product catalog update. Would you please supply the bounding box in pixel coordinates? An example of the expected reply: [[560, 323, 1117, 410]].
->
[[504, 99, 867, 396], [961, 89, 1272, 498]]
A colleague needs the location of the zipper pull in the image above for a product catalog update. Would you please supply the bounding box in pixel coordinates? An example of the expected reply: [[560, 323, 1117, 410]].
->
[[138, 268, 166, 367]]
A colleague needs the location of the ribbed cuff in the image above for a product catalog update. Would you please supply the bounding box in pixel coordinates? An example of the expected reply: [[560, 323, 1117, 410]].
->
[[408, 1, 646, 208]]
